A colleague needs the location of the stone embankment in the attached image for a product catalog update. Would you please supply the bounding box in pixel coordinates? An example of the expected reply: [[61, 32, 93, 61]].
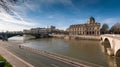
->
[[21, 45, 103, 67], [70, 35, 100, 40], [50, 34, 100, 40]]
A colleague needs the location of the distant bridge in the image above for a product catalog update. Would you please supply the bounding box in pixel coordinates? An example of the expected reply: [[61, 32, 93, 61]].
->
[[0, 32, 23, 41], [101, 34, 120, 57], [24, 32, 50, 38], [0, 31, 50, 41]]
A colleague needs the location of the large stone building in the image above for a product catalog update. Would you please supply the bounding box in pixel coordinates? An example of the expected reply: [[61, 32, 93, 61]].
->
[[23, 26, 68, 35], [67, 17, 100, 35]]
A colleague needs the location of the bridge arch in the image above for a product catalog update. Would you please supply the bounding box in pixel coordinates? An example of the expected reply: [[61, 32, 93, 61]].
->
[[103, 38, 111, 53], [116, 49, 120, 57], [101, 35, 120, 57]]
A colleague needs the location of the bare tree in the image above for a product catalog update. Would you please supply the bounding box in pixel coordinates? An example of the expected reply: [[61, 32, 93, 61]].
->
[[100, 23, 109, 34], [109, 23, 120, 34]]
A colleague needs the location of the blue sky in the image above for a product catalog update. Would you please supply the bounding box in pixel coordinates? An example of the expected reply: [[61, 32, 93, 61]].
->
[[0, 0, 120, 31]]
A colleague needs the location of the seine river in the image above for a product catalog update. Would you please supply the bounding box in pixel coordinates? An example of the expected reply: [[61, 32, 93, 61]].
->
[[9, 36, 120, 67]]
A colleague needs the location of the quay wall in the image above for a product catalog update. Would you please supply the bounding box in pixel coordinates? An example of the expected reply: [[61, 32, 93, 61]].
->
[[71, 35, 100, 40], [50, 34, 100, 40]]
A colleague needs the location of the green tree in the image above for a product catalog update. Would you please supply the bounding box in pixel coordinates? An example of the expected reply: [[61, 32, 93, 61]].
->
[[100, 23, 109, 34]]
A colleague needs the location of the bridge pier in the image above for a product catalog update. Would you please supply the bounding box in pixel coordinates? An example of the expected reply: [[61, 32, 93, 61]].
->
[[107, 48, 114, 56], [100, 40, 104, 45], [100, 37, 114, 56]]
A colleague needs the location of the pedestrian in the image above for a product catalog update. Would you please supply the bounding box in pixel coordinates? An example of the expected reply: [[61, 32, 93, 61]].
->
[[19, 45, 21, 48]]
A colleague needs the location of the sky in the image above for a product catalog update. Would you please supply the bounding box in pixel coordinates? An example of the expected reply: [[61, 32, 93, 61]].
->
[[0, 0, 120, 31]]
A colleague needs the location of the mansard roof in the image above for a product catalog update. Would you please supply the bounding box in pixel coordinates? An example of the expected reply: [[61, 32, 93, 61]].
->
[[87, 16, 95, 24], [69, 24, 85, 28]]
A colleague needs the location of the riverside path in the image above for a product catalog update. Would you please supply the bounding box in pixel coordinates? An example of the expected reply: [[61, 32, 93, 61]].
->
[[0, 41, 103, 67], [0, 41, 74, 67]]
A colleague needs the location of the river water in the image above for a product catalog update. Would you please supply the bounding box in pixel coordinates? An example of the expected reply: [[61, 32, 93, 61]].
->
[[8, 36, 120, 67]]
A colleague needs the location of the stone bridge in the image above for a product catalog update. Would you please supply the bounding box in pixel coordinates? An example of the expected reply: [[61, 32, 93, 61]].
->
[[101, 34, 120, 57], [0, 32, 23, 41], [0, 31, 50, 41]]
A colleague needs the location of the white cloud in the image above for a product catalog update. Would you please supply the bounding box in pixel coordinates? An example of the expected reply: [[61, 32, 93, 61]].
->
[[32, 0, 74, 8], [0, 0, 38, 31], [48, 15, 54, 19], [100, 18, 120, 27], [0, 21, 30, 32], [0, 12, 33, 25], [40, 0, 73, 5], [102, 18, 119, 23]]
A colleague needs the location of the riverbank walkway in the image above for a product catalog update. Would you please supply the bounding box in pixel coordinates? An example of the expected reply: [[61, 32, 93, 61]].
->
[[0, 41, 103, 67], [21, 45, 103, 67], [0, 41, 34, 67], [0, 41, 78, 67]]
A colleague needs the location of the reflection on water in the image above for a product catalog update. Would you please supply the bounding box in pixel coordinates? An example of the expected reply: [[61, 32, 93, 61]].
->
[[9, 36, 120, 67], [116, 57, 120, 67], [8, 36, 24, 43]]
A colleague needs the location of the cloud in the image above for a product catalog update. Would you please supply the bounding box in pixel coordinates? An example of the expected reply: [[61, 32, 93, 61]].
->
[[0, 21, 30, 31], [0, 0, 103, 31], [101, 18, 120, 27], [0, 11, 33, 26], [82, 0, 99, 4], [101, 18, 120, 24], [48, 15, 54, 19], [0, 0, 38, 31], [40, 0, 73, 5], [0, 11, 35, 31], [29, 0, 74, 9]]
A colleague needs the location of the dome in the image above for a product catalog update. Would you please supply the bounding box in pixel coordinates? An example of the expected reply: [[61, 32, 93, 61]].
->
[[87, 16, 95, 24]]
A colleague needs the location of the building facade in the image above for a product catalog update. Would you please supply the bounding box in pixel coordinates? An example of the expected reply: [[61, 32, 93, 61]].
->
[[67, 17, 100, 35], [23, 26, 68, 35]]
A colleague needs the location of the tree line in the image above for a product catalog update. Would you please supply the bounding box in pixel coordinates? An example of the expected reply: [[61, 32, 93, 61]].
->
[[100, 23, 120, 34]]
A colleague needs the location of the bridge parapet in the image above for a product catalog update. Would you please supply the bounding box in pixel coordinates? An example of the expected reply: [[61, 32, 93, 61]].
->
[[102, 34, 120, 40]]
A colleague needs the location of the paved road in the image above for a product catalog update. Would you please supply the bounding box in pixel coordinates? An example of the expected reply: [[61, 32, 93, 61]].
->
[[0, 41, 74, 67]]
